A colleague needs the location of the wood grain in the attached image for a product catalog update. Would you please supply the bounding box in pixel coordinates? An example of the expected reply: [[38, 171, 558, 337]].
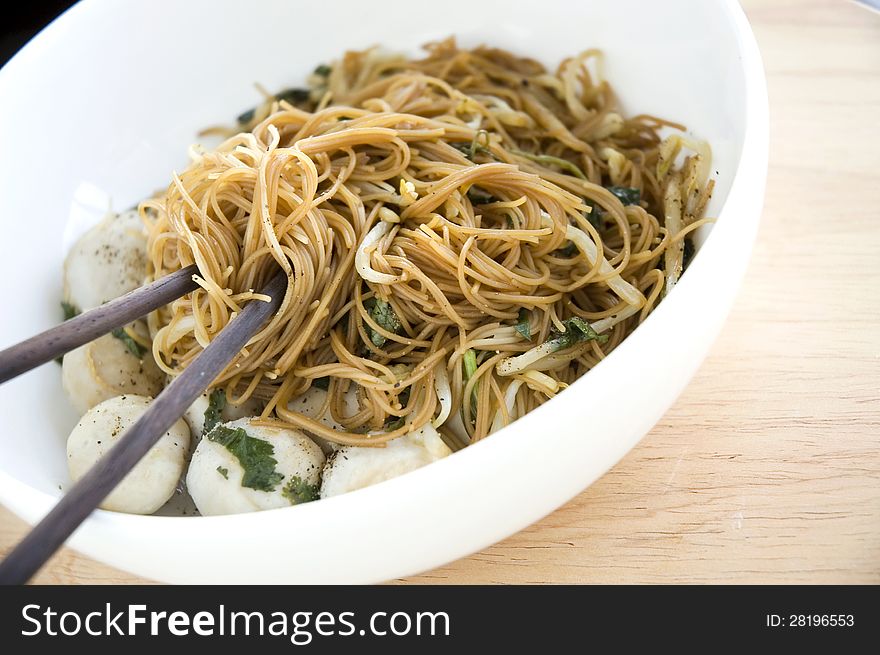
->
[[1, 0, 878, 584]]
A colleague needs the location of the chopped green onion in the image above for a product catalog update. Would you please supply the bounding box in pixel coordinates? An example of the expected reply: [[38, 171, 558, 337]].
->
[[452, 129, 493, 160], [511, 149, 587, 180], [463, 348, 480, 417], [463, 349, 478, 381]]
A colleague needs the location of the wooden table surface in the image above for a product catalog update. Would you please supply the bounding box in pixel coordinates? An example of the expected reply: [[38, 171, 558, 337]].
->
[[2, 0, 878, 584]]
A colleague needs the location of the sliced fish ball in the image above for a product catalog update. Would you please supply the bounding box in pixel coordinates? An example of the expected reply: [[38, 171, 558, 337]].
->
[[63, 209, 148, 312], [186, 418, 324, 516], [320, 422, 451, 498], [66, 394, 190, 514], [61, 320, 163, 415]]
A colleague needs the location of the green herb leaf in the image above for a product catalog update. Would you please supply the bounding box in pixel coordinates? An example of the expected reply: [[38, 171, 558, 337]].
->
[[282, 475, 320, 505], [555, 240, 578, 257], [207, 426, 284, 492], [549, 317, 609, 352], [607, 186, 641, 206], [467, 187, 496, 205], [313, 376, 330, 390], [216, 466, 229, 479], [395, 384, 411, 407], [585, 202, 603, 231], [275, 87, 312, 105], [683, 236, 695, 271], [111, 328, 147, 359], [61, 301, 80, 321], [203, 388, 227, 436], [383, 416, 406, 431], [364, 298, 402, 348], [515, 308, 532, 340], [236, 107, 256, 125], [382, 384, 410, 431], [237, 87, 314, 125], [583, 190, 639, 230], [313, 64, 331, 77]]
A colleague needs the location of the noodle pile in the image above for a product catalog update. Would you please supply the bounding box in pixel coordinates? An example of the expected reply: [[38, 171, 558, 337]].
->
[[142, 39, 714, 448]]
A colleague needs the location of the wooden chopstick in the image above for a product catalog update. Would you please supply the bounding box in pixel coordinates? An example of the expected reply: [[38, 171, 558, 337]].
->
[[0, 268, 287, 585], [0, 264, 200, 385]]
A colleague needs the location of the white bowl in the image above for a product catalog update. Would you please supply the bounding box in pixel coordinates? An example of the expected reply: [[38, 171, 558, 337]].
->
[[0, 0, 767, 583]]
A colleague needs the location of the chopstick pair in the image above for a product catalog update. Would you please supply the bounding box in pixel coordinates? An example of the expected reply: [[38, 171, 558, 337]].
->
[[0, 266, 287, 584], [0, 264, 199, 384]]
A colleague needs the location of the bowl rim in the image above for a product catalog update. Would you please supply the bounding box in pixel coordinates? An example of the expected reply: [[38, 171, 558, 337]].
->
[[0, 0, 768, 583]]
